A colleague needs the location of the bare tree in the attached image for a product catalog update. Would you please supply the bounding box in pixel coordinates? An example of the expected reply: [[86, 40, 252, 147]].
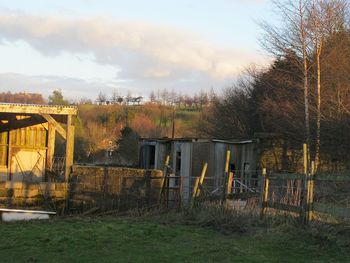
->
[[308, 0, 349, 171], [261, 0, 313, 166], [96, 91, 107, 105]]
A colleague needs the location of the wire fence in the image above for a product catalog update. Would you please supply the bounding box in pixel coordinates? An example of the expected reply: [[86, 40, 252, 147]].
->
[[259, 171, 350, 224]]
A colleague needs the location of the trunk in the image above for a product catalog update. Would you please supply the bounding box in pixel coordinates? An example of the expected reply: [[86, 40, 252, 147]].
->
[[300, 0, 310, 171], [315, 41, 322, 173]]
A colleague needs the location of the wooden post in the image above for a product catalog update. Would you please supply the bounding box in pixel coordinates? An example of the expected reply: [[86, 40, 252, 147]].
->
[[195, 163, 208, 198], [65, 115, 75, 181], [306, 161, 315, 222], [191, 162, 208, 204], [302, 143, 309, 223], [303, 143, 308, 175], [222, 150, 231, 203], [46, 122, 56, 172], [192, 177, 200, 199], [225, 150, 231, 174], [260, 168, 268, 218], [158, 155, 170, 204], [226, 172, 234, 195]]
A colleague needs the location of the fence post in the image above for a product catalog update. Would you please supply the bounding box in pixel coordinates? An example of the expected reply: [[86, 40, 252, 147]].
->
[[306, 161, 315, 222], [222, 150, 231, 203], [194, 163, 208, 198], [260, 168, 268, 218], [227, 172, 234, 195], [302, 143, 309, 223], [158, 155, 170, 206], [190, 163, 208, 208]]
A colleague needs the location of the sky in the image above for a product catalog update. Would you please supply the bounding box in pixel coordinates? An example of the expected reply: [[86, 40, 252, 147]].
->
[[0, 0, 277, 101]]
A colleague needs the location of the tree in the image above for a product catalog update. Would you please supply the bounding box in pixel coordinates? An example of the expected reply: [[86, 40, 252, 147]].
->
[[48, 89, 68, 105], [0, 91, 45, 104], [96, 91, 107, 105], [261, 0, 315, 168], [111, 89, 120, 104], [149, 91, 156, 103], [308, 0, 348, 171]]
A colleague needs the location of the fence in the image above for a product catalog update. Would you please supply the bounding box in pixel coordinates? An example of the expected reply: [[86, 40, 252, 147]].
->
[[68, 165, 163, 213], [259, 171, 350, 223]]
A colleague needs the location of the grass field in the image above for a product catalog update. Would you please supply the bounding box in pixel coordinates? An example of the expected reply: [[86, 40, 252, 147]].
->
[[0, 215, 349, 263]]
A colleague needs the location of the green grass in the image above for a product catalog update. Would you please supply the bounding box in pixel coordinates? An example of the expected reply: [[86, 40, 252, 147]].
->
[[0, 216, 349, 263]]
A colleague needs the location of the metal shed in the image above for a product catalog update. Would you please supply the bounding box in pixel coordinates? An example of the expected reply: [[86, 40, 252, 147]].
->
[[139, 138, 259, 203]]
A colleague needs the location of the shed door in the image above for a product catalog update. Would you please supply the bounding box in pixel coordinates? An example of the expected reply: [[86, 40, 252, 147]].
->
[[9, 126, 47, 182], [10, 149, 46, 182]]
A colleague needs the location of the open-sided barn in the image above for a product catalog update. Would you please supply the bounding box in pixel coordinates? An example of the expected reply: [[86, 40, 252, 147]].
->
[[0, 103, 77, 182]]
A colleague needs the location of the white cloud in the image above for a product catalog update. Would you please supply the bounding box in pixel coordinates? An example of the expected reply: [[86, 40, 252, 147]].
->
[[0, 12, 266, 78], [0, 11, 269, 98]]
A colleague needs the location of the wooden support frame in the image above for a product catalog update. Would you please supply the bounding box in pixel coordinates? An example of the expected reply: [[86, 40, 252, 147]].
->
[[0, 116, 45, 132], [65, 115, 75, 181], [46, 122, 56, 171], [41, 114, 67, 140]]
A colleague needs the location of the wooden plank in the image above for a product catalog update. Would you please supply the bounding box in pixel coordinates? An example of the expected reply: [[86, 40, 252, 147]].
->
[[315, 175, 350, 181], [65, 115, 75, 181], [265, 201, 302, 214], [267, 173, 305, 180], [314, 203, 350, 219], [41, 114, 67, 140], [0, 103, 77, 115]]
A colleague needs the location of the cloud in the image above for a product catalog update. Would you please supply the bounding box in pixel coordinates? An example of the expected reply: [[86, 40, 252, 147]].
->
[[0, 11, 266, 81], [0, 73, 117, 99]]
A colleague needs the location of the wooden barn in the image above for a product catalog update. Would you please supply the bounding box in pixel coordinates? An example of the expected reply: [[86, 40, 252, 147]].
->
[[0, 103, 77, 183]]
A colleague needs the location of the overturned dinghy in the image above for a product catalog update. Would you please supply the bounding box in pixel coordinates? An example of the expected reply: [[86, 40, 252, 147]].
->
[[0, 208, 56, 222]]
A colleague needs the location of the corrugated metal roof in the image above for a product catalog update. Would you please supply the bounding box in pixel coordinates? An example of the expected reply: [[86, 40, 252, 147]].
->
[[140, 137, 254, 144]]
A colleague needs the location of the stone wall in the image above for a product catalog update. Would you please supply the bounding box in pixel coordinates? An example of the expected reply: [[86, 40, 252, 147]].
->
[[0, 181, 67, 212], [68, 165, 163, 212], [0, 165, 163, 214]]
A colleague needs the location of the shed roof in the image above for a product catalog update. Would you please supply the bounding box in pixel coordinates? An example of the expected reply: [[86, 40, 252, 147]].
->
[[140, 137, 254, 144], [0, 103, 78, 115]]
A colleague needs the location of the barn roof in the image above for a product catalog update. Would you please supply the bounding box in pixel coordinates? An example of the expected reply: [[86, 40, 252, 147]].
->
[[0, 103, 78, 115]]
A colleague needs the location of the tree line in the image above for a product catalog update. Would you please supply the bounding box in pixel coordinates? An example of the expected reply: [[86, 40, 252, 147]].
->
[[202, 0, 350, 172]]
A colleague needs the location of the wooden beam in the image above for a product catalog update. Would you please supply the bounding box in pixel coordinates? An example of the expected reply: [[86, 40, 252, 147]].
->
[[65, 115, 75, 181], [0, 116, 46, 132], [46, 123, 56, 171], [0, 103, 77, 115], [41, 114, 66, 140]]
